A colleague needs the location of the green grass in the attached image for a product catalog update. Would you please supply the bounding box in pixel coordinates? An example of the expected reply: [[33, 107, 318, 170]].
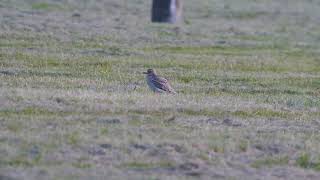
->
[[0, 107, 64, 117], [0, 158, 34, 167], [31, 2, 64, 11], [296, 153, 320, 171], [66, 132, 80, 146], [122, 161, 175, 170], [143, 44, 285, 56], [223, 10, 269, 20], [251, 156, 289, 168], [72, 161, 92, 169]]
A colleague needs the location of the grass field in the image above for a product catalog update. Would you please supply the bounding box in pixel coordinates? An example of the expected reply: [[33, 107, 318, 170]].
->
[[0, 0, 320, 179]]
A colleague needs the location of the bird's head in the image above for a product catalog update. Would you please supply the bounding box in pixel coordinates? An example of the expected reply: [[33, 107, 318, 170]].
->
[[143, 69, 156, 75]]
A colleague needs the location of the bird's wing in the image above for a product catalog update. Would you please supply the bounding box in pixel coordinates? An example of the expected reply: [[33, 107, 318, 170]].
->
[[152, 77, 176, 93]]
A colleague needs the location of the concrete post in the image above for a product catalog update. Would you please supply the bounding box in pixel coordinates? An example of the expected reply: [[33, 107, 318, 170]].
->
[[151, 0, 182, 23]]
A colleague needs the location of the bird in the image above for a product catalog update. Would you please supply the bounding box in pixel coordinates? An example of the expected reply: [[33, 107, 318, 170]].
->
[[143, 69, 176, 94]]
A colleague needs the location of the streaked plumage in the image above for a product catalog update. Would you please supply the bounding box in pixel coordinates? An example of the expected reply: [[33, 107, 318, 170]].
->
[[143, 69, 176, 94]]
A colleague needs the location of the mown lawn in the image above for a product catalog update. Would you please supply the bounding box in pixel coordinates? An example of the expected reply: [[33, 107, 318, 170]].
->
[[0, 0, 320, 179]]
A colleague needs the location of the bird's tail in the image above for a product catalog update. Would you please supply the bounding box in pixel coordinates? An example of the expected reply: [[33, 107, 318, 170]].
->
[[169, 89, 177, 94]]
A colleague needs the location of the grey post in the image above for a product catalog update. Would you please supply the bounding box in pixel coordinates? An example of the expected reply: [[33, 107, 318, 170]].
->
[[151, 0, 182, 23]]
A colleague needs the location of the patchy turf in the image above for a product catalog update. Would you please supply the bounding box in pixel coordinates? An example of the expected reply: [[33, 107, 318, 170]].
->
[[0, 0, 320, 179]]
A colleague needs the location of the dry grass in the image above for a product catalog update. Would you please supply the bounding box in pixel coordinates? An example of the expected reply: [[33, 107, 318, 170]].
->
[[0, 0, 320, 179]]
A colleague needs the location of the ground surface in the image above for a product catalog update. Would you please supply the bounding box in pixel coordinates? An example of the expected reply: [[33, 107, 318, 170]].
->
[[0, 0, 320, 179]]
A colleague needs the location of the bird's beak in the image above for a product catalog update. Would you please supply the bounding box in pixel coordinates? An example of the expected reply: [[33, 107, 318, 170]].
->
[[143, 72, 148, 74]]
